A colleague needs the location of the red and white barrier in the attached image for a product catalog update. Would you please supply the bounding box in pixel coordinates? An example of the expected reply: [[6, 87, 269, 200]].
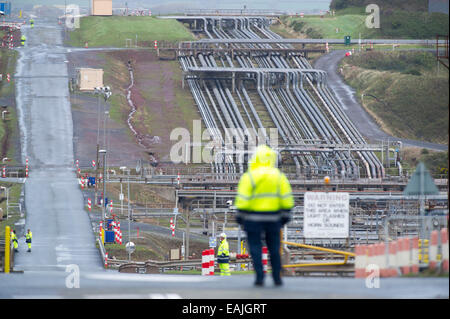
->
[[399, 238, 411, 275], [202, 250, 210, 276], [356, 228, 450, 278], [370, 244, 378, 274], [170, 217, 175, 237], [377, 243, 388, 277], [262, 246, 268, 274], [87, 198, 92, 211], [388, 241, 398, 277], [429, 230, 439, 270], [410, 237, 419, 274], [113, 221, 122, 245], [354, 244, 368, 278], [105, 252, 108, 268], [441, 228, 448, 273], [209, 248, 215, 275], [2, 166, 5, 178]]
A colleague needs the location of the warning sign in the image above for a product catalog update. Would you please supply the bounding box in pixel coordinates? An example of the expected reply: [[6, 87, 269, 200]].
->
[[304, 192, 349, 238]]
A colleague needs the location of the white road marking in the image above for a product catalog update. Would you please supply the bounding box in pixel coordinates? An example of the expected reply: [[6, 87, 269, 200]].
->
[[85, 273, 210, 283]]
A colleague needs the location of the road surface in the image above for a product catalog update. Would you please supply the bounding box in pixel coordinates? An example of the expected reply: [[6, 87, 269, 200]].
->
[[0, 19, 447, 301], [314, 50, 448, 151]]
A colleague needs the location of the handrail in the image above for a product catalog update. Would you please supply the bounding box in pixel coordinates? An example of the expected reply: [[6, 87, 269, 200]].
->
[[281, 240, 355, 268]]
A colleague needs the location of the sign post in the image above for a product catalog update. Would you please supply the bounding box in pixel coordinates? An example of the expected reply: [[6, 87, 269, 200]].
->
[[304, 192, 349, 238]]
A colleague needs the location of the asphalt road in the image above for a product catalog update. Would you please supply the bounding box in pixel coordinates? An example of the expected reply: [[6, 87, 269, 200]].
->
[[314, 50, 448, 152], [12, 21, 103, 274], [0, 19, 448, 301]]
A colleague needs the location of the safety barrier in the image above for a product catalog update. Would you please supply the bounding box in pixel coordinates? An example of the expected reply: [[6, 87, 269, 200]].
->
[[262, 246, 268, 274], [201, 249, 212, 275], [354, 227, 449, 278]]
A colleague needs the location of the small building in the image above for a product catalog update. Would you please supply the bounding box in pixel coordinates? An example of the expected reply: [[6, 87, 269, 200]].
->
[[91, 0, 112, 16], [77, 68, 104, 91]]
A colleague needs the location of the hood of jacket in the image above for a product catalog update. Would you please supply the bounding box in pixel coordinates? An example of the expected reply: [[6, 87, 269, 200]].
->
[[249, 145, 277, 171]]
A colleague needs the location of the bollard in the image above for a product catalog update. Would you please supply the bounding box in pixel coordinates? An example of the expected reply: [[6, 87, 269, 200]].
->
[[4, 226, 10, 273], [262, 246, 268, 274], [429, 230, 439, 270], [87, 198, 92, 211], [209, 248, 214, 275], [441, 228, 448, 272], [104, 252, 108, 268], [201, 250, 209, 276]]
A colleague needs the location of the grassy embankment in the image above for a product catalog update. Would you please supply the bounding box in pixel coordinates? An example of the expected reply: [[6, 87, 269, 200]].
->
[[67, 16, 195, 47], [0, 47, 23, 236], [339, 50, 448, 176], [275, 0, 448, 40]]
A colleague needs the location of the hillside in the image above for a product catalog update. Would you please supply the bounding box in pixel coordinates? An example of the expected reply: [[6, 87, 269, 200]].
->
[[67, 16, 195, 47], [330, 0, 429, 12], [277, 0, 448, 39], [339, 51, 449, 144]]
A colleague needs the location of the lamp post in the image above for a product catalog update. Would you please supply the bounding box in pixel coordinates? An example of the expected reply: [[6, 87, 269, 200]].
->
[[94, 86, 111, 208], [99, 149, 107, 221]]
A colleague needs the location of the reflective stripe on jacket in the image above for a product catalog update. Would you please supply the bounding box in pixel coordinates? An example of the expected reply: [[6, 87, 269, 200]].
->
[[234, 145, 294, 221]]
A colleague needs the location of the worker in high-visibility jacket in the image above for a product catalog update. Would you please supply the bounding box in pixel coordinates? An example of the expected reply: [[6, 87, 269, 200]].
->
[[11, 230, 19, 252], [217, 233, 231, 276], [234, 145, 294, 287], [25, 229, 32, 252], [30, 18, 34, 28], [21, 35, 26, 46]]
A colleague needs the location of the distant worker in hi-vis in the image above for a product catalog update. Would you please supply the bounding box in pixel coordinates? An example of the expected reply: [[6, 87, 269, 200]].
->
[[25, 229, 32, 252], [30, 18, 34, 28], [21, 35, 26, 46], [11, 230, 19, 252], [234, 145, 294, 287], [217, 232, 230, 276]]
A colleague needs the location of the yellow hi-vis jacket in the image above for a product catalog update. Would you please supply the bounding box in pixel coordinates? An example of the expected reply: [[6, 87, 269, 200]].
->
[[234, 145, 294, 222], [217, 239, 230, 264]]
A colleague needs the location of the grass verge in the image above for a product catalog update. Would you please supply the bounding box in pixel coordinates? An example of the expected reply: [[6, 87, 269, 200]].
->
[[339, 50, 449, 144], [67, 16, 195, 47]]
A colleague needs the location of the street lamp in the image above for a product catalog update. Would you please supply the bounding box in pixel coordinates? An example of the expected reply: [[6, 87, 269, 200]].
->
[[99, 149, 107, 221], [94, 86, 112, 208]]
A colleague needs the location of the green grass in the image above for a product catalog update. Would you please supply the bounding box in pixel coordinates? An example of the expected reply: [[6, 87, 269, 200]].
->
[[67, 16, 195, 47], [0, 49, 19, 164], [340, 51, 449, 144], [281, 14, 367, 39], [0, 183, 24, 237], [279, 9, 448, 39]]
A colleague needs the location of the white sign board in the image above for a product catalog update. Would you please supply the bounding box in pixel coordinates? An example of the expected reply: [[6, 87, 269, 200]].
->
[[304, 192, 349, 238]]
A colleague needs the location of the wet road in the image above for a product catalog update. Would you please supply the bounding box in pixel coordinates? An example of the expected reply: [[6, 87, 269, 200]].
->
[[13, 21, 103, 273], [314, 50, 448, 151]]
